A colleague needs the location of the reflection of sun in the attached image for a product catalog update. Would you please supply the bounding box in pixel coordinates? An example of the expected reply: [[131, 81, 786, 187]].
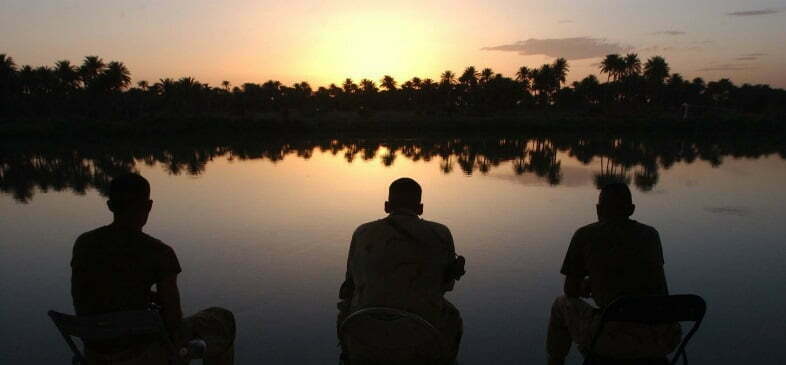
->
[[302, 13, 440, 83]]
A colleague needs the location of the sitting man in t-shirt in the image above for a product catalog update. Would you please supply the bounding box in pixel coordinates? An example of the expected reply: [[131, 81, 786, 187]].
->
[[546, 183, 681, 365], [337, 178, 466, 364], [71, 173, 236, 365]]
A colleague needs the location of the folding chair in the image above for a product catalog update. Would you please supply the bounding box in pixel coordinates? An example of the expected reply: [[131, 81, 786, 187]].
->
[[338, 307, 452, 365], [583, 295, 706, 365], [48, 310, 205, 364]]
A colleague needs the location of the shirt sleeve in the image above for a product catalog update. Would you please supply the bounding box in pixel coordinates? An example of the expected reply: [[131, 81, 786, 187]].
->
[[560, 228, 588, 276], [339, 230, 357, 300], [649, 227, 665, 266], [155, 244, 182, 281]]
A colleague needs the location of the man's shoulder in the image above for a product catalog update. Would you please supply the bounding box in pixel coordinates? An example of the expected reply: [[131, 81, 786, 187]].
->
[[574, 221, 603, 236], [420, 219, 452, 236], [353, 219, 386, 235], [74, 226, 173, 252], [628, 219, 660, 237], [74, 225, 111, 247]]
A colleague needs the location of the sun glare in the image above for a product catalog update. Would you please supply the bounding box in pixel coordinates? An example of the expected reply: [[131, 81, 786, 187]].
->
[[301, 14, 442, 84]]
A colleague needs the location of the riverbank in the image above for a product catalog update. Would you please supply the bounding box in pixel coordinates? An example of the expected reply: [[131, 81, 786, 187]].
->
[[1, 109, 784, 139]]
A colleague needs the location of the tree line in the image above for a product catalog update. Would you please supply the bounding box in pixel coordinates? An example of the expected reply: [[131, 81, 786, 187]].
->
[[1, 53, 785, 121]]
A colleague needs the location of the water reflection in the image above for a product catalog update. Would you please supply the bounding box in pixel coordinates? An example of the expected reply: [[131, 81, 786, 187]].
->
[[3, 134, 785, 203]]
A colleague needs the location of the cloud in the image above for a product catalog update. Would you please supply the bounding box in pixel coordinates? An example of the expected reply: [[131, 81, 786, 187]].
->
[[482, 37, 632, 60], [742, 52, 767, 57], [735, 57, 758, 61], [637, 45, 703, 53], [558, 19, 574, 24], [726, 8, 781, 16], [697, 64, 756, 72], [652, 30, 686, 36]]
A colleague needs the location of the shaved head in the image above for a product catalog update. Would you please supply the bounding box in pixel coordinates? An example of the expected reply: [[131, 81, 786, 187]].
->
[[597, 182, 635, 219], [386, 177, 423, 214]]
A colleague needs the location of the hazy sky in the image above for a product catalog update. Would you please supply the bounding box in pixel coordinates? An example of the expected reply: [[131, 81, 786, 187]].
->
[[2, 0, 785, 88]]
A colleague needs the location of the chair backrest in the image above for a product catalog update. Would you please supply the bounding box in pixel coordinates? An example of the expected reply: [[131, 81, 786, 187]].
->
[[338, 307, 445, 362], [48, 310, 172, 364], [600, 295, 706, 323], [586, 295, 706, 365]]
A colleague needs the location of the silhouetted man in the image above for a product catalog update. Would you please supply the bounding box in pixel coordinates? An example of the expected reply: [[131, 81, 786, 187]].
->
[[71, 173, 236, 365], [338, 177, 465, 363], [545, 183, 681, 365]]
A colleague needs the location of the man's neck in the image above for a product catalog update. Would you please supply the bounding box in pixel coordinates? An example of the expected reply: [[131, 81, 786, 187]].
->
[[388, 208, 419, 217], [110, 220, 143, 232]]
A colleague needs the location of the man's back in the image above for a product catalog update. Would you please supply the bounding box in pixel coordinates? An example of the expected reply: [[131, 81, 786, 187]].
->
[[71, 225, 181, 316], [562, 218, 666, 308], [346, 213, 455, 324]]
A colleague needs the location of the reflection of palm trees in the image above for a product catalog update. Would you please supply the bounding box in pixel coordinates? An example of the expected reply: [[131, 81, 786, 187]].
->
[[593, 157, 631, 189], [4, 135, 783, 203], [634, 167, 659, 192], [381, 149, 396, 167]]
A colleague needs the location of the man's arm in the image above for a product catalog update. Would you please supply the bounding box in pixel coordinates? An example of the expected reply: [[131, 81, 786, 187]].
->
[[563, 275, 591, 298], [561, 228, 589, 298], [156, 274, 183, 334], [338, 232, 357, 306]]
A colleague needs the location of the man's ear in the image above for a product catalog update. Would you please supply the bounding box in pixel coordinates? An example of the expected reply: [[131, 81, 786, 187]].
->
[[146, 199, 153, 212], [415, 203, 423, 215], [107, 200, 115, 213], [628, 204, 636, 217], [384, 201, 391, 213]]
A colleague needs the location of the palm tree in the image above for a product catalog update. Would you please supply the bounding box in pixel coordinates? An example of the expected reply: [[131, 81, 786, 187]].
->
[[221, 80, 231, 91], [600, 54, 624, 82], [643, 56, 670, 84], [440, 70, 456, 86], [515, 66, 531, 93], [552, 58, 569, 88], [360, 78, 377, 94], [480, 68, 494, 84], [79, 55, 106, 87], [380, 75, 397, 91], [0, 54, 16, 72], [54, 60, 79, 90], [623, 53, 642, 77], [101, 61, 131, 91], [459, 66, 479, 87], [342, 78, 358, 94]]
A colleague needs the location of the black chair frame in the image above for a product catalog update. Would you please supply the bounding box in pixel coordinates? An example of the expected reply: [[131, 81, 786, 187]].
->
[[584, 295, 706, 365], [48, 309, 177, 365]]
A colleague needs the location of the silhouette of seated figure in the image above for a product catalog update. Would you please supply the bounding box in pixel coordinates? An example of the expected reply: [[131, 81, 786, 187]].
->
[[337, 178, 465, 364], [546, 183, 682, 365], [70, 173, 236, 365]]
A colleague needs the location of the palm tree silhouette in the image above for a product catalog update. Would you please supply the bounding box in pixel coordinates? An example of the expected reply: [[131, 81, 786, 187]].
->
[[102, 61, 132, 91], [79, 55, 106, 88], [54, 60, 79, 90], [600, 54, 624, 82], [459, 66, 479, 87], [623, 53, 642, 77], [380, 75, 397, 91], [480, 68, 494, 84], [440, 70, 456, 86], [221, 80, 231, 92], [644, 56, 670, 84], [552, 58, 569, 89]]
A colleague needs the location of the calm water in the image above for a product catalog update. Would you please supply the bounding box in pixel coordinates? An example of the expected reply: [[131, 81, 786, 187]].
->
[[2, 135, 786, 364]]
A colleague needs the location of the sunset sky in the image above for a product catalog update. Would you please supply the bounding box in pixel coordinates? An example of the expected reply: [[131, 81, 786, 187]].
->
[[2, 0, 785, 88]]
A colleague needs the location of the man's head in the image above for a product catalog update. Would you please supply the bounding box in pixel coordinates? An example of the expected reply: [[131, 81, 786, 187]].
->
[[596, 182, 635, 221], [107, 173, 153, 229], [384, 177, 423, 215]]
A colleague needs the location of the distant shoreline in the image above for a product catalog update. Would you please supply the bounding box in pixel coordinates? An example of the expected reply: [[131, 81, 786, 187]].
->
[[1, 110, 784, 139]]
